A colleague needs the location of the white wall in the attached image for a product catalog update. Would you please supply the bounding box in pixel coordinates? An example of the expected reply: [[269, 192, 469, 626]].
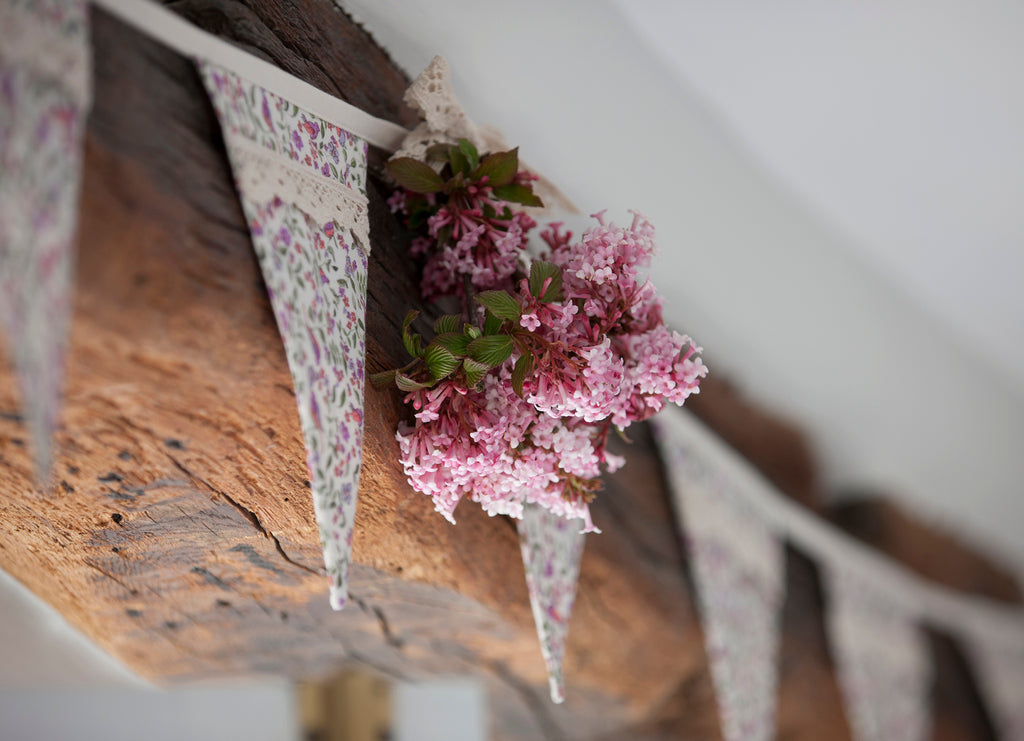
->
[[340, 0, 1024, 566]]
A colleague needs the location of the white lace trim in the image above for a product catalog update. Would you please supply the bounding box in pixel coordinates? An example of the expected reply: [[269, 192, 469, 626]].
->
[[392, 55, 505, 164], [0, 2, 91, 108], [393, 56, 577, 219], [223, 134, 371, 254]]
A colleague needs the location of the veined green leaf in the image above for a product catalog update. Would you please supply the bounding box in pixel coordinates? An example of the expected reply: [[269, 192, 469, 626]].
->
[[528, 261, 563, 303], [434, 332, 470, 356], [433, 314, 462, 335], [483, 310, 502, 336], [476, 290, 522, 320], [458, 139, 480, 171], [511, 354, 534, 398], [424, 343, 460, 380], [425, 143, 451, 162], [387, 158, 445, 194], [449, 146, 471, 177], [492, 183, 543, 208], [395, 373, 432, 392], [467, 334, 514, 368], [369, 369, 397, 389], [472, 148, 518, 187], [462, 358, 491, 388], [402, 310, 421, 357]]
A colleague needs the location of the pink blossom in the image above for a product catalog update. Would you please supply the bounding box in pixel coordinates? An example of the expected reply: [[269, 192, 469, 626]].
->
[[391, 165, 707, 529]]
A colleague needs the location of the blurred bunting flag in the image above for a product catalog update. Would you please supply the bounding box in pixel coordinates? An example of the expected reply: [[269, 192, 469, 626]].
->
[[0, 0, 91, 478], [825, 564, 931, 741], [658, 419, 785, 741]]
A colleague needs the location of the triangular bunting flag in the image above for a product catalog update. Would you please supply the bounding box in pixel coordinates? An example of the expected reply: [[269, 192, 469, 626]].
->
[[965, 630, 1024, 741], [825, 564, 931, 741], [0, 0, 91, 478], [517, 504, 586, 704], [656, 411, 785, 741], [198, 62, 371, 609]]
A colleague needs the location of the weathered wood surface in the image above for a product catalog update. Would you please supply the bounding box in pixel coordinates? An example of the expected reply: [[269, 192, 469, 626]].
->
[[0, 3, 1016, 740]]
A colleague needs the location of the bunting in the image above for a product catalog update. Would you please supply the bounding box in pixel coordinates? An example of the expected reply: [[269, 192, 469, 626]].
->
[[965, 631, 1024, 741], [517, 504, 587, 704], [198, 62, 371, 610], [0, 0, 91, 477], [658, 414, 784, 741], [825, 564, 931, 741]]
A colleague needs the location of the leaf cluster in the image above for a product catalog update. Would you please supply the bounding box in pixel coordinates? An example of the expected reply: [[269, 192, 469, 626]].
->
[[370, 257, 565, 396], [386, 139, 543, 212]]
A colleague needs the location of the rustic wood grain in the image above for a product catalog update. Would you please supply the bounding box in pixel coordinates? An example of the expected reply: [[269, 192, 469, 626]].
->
[[0, 2, 1016, 739]]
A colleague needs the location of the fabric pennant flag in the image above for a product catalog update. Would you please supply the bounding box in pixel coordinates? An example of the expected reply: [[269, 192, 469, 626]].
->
[[656, 411, 785, 741], [517, 504, 587, 704], [198, 62, 371, 610], [965, 629, 1024, 741], [825, 564, 931, 741], [0, 0, 91, 478]]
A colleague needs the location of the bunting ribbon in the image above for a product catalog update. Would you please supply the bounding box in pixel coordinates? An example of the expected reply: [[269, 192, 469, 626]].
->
[[0, 0, 91, 478]]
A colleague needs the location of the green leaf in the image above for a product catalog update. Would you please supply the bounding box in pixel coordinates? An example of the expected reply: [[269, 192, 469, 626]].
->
[[433, 314, 462, 334], [476, 290, 521, 320], [492, 183, 543, 208], [423, 344, 460, 380], [466, 325, 482, 339], [529, 261, 563, 303], [433, 332, 470, 356], [402, 310, 421, 357], [443, 171, 466, 195], [511, 353, 534, 397], [467, 334, 514, 367], [425, 143, 451, 162], [387, 158, 445, 194], [462, 358, 491, 388], [395, 373, 432, 392], [472, 148, 518, 187], [449, 146, 471, 177], [369, 369, 397, 389], [458, 139, 480, 171], [483, 310, 502, 336]]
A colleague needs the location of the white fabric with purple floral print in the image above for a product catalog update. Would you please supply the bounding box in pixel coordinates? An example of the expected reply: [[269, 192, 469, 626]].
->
[[825, 564, 931, 741], [198, 61, 370, 610], [517, 504, 586, 704], [966, 632, 1024, 741], [655, 411, 784, 741], [0, 0, 90, 479]]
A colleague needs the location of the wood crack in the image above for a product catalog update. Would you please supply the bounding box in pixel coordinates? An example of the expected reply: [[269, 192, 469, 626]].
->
[[165, 453, 321, 576]]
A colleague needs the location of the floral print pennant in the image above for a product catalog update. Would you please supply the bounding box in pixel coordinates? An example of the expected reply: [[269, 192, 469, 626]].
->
[[0, 0, 91, 479], [966, 632, 1024, 741], [517, 504, 587, 704], [198, 62, 371, 610], [825, 564, 931, 741], [656, 411, 785, 741]]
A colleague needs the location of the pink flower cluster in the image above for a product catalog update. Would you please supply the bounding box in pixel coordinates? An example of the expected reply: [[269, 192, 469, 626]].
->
[[388, 173, 537, 301], [393, 210, 707, 531]]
